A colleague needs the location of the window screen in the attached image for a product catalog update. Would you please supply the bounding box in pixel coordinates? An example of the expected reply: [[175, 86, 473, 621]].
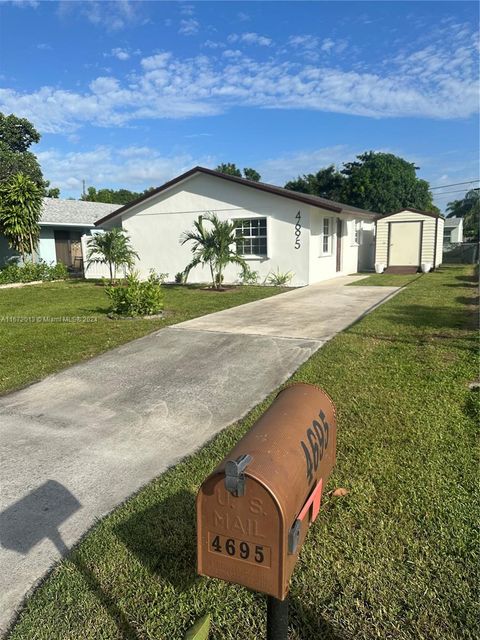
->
[[235, 218, 267, 256]]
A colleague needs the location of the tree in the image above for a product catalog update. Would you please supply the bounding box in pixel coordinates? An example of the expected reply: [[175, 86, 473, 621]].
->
[[0, 112, 60, 197], [0, 113, 41, 153], [243, 167, 261, 182], [0, 173, 43, 261], [81, 186, 147, 205], [340, 152, 436, 214], [180, 213, 247, 289], [86, 228, 139, 284], [215, 163, 261, 182], [285, 166, 347, 201], [446, 189, 479, 241]]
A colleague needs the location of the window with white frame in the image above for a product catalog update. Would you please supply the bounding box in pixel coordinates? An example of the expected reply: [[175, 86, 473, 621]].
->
[[235, 218, 267, 256], [321, 217, 332, 255]]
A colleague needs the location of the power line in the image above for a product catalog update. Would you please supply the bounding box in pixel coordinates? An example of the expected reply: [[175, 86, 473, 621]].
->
[[430, 179, 479, 190], [432, 188, 478, 196]]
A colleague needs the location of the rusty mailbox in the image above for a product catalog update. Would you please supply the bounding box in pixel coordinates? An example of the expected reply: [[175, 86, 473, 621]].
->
[[197, 382, 337, 600]]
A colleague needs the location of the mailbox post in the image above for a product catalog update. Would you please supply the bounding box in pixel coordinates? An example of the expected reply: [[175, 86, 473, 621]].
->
[[197, 382, 337, 638]]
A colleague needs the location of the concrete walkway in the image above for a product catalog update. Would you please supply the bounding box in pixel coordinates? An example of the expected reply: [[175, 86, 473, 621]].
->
[[0, 276, 398, 633]]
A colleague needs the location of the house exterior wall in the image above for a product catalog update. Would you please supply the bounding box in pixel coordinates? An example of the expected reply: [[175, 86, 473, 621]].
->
[[114, 173, 375, 285], [444, 219, 463, 244], [376, 210, 440, 267], [117, 173, 313, 286], [38, 227, 57, 264]]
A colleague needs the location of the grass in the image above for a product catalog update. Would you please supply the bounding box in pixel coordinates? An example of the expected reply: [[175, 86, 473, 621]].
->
[[350, 272, 423, 287], [7, 265, 480, 640], [0, 281, 288, 395]]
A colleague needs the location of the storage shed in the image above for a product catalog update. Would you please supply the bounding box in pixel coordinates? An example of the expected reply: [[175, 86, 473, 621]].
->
[[375, 208, 444, 273]]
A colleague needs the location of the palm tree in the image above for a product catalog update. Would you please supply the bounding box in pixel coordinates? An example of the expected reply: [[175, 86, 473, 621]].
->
[[86, 228, 138, 284], [180, 213, 247, 289]]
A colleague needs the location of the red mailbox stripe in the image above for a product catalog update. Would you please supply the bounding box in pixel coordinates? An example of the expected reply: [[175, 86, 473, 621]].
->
[[297, 479, 323, 523]]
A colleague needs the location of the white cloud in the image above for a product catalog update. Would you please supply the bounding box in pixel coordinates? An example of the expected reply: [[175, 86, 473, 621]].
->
[[110, 47, 130, 61], [288, 35, 318, 50], [1, 24, 478, 135], [58, 0, 143, 32], [228, 32, 272, 47], [259, 145, 354, 185], [37, 145, 213, 197], [37, 43, 52, 50], [3, 0, 39, 8], [203, 40, 225, 49], [180, 4, 195, 16], [321, 38, 335, 53], [179, 18, 199, 36], [237, 12, 250, 22]]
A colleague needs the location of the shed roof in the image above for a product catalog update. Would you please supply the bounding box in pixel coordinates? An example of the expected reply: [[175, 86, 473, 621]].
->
[[41, 198, 120, 227], [94, 166, 378, 226], [379, 207, 443, 220]]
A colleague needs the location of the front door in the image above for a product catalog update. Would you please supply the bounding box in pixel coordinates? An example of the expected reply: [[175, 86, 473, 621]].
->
[[54, 230, 70, 266], [336, 219, 342, 272], [389, 222, 421, 266]]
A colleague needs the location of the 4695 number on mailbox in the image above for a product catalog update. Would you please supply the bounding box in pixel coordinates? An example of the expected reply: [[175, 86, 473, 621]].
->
[[208, 532, 271, 567]]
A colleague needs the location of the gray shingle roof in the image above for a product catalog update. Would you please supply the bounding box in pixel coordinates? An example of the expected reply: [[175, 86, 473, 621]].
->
[[41, 198, 120, 226], [444, 217, 462, 227]]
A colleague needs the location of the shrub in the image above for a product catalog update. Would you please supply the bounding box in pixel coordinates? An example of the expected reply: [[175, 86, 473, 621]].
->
[[105, 271, 164, 316], [265, 268, 294, 286], [148, 269, 168, 285], [0, 260, 68, 284], [175, 272, 185, 284], [238, 265, 260, 285]]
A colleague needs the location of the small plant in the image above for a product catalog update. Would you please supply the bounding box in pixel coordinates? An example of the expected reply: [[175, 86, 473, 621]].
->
[[238, 265, 260, 285], [86, 228, 139, 284], [0, 260, 68, 284], [175, 271, 185, 284], [265, 268, 294, 286], [105, 271, 164, 316], [148, 269, 168, 285]]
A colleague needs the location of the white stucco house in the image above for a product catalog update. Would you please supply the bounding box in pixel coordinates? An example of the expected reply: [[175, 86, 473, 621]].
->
[[94, 166, 377, 286], [0, 198, 119, 271]]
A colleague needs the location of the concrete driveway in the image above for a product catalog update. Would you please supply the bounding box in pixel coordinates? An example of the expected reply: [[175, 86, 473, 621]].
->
[[0, 276, 398, 633]]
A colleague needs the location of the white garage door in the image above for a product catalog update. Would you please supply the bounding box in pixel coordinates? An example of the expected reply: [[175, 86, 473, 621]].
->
[[389, 222, 421, 266]]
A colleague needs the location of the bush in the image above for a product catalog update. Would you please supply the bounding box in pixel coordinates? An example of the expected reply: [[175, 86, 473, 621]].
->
[[265, 268, 294, 286], [238, 265, 260, 285], [175, 272, 185, 284], [0, 260, 68, 284], [105, 271, 164, 316]]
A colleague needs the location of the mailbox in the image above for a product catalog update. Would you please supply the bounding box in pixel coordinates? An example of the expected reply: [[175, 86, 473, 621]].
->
[[197, 382, 336, 600]]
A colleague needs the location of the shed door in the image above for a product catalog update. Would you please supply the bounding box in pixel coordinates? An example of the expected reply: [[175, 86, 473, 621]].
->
[[389, 222, 421, 266]]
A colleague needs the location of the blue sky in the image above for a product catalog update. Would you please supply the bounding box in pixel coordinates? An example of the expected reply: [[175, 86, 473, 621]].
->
[[0, 0, 478, 211]]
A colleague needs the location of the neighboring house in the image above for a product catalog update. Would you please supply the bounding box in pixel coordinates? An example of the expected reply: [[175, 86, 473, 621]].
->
[[0, 198, 119, 270], [94, 166, 377, 286], [443, 217, 463, 244], [375, 208, 444, 272]]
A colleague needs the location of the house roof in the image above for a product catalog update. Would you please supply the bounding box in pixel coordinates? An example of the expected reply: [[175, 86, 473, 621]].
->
[[444, 217, 462, 227], [41, 198, 120, 227], [94, 166, 378, 226]]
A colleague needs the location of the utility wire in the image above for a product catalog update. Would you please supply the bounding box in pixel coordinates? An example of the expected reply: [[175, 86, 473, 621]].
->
[[430, 180, 479, 190], [433, 188, 479, 196]]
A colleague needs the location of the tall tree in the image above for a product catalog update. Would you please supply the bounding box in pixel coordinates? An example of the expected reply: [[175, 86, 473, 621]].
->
[[180, 213, 247, 289], [0, 173, 43, 261], [0, 112, 59, 197], [0, 113, 41, 152], [446, 189, 479, 241], [341, 152, 436, 214], [285, 166, 347, 201], [215, 163, 261, 182]]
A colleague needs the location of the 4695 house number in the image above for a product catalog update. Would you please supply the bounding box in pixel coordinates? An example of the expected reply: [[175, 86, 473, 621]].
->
[[208, 532, 271, 567], [300, 409, 331, 484], [294, 211, 301, 249]]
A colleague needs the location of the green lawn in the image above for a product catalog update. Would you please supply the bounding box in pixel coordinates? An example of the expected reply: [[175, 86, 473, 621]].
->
[[0, 281, 288, 395], [350, 272, 423, 287], [7, 265, 480, 640]]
